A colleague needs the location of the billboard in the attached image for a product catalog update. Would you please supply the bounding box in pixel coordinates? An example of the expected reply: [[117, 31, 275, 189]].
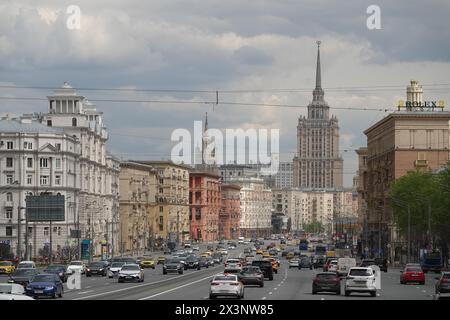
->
[[26, 194, 65, 222]]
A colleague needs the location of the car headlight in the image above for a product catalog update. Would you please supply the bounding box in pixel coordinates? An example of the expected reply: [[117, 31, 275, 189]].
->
[[45, 286, 54, 290], [59, 272, 63, 276], [99, 268, 103, 271], [86, 269, 90, 272], [26, 286, 32, 290]]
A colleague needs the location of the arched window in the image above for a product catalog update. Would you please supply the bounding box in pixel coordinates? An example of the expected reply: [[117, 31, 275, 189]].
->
[[72, 118, 77, 127]]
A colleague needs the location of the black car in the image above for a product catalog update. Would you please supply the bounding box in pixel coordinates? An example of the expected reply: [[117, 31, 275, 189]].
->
[[238, 266, 264, 287], [435, 272, 450, 294], [163, 258, 184, 275], [185, 256, 200, 269], [44, 264, 68, 282], [374, 258, 388, 272], [312, 272, 341, 295], [299, 257, 313, 270], [251, 260, 274, 281], [86, 262, 108, 277], [313, 256, 326, 269], [8, 268, 40, 287], [198, 257, 210, 269]]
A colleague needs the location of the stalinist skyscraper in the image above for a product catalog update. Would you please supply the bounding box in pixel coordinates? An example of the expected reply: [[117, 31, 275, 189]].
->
[[293, 41, 343, 189]]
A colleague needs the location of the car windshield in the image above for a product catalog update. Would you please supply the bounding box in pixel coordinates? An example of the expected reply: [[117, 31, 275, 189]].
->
[[70, 261, 82, 265], [186, 256, 197, 262], [242, 267, 260, 273], [214, 275, 237, 281], [317, 274, 338, 280], [0, 261, 12, 266], [13, 269, 36, 276], [89, 263, 104, 268], [111, 262, 125, 268], [349, 269, 372, 276], [121, 265, 140, 271], [32, 275, 56, 282], [46, 265, 64, 270], [18, 263, 33, 268], [406, 268, 422, 272], [167, 259, 180, 264], [227, 259, 239, 263]]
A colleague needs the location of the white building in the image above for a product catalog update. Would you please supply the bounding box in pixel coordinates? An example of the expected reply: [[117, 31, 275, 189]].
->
[[0, 82, 120, 261], [274, 162, 293, 189]]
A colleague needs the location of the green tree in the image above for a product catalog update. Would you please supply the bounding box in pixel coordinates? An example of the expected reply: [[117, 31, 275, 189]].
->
[[304, 222, 324, 234]]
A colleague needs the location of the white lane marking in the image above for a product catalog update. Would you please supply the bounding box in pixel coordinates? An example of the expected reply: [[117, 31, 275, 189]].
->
[[139, 275, 214, 300], [321, 298, 325, 300], [72, 266, 221, 300], [277, 284, 281, 287], [78, 290, 93, 295], [86, 286, 92, 289], [262, 297, 267, 300], [268, 292, 273, 295], [274, 287, 278, 291]]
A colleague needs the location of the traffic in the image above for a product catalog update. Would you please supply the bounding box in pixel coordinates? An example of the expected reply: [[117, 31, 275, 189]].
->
[[0, 234, 448, 300]]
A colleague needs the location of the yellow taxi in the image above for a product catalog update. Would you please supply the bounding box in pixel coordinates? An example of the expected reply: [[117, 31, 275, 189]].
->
[[201, 251, 212, 257], [157, 256, 166, 265], [140, 256, 156, 269], [0, 261, 15, 275], [262, 252, 271, 259], [286, 252, 295, 260], [267, 257, 279, 273], [256, 249, 264, 255]]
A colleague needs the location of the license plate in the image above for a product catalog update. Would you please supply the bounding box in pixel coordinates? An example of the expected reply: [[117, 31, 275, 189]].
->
[[126, 276, 132, 279], [34, 290, 43, 294]]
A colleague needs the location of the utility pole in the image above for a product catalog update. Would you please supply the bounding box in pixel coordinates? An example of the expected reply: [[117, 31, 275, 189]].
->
[[49, 220, 53, 264], [24, 209, 29, 261], [17, 206, 22, 261], [427, 200, 431, 248], [407, 205, 411, 263]]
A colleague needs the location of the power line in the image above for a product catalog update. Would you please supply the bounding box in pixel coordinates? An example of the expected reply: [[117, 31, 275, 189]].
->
[[0, 96, 390, 112]]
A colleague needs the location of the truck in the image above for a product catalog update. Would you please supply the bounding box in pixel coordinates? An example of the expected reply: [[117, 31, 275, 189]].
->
[[420, 249, 443, 273]]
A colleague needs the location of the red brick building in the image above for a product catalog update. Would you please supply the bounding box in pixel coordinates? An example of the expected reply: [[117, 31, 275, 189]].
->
[[189, 170, 221, 242], [219, 185, 241, 240]]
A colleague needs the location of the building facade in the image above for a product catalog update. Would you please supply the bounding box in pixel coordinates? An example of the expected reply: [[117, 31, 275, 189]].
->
[[134, 161, 190, 246], [293, 42, 343, 189], [274, 162, 293, 189], [189, 170, 221, 242], [119, 162, 157, 256], [363, 80, 450, 260], [219, 184, 241, 240]]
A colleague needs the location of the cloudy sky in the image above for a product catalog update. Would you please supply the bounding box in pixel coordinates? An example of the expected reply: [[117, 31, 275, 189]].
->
[[1, 0, 450, 186]]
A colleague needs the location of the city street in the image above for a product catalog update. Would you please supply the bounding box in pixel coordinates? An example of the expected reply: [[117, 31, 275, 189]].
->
[[1, 243, 440, 300]]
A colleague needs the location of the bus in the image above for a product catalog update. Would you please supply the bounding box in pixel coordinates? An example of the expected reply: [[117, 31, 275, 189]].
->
[[420, 249, 443, 273], [299, 239, 308, 251], [315, 245, 327, 256]]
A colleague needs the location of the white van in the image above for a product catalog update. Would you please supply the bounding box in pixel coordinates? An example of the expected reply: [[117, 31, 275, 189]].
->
[[337, 257, 356, 276]]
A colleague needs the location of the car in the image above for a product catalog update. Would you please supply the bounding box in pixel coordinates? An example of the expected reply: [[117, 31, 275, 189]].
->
[[337, 258, 356, 277], [266, 257, 279, 273], [140, 256, 156, 269], [108, 262, 126, 278], [359, 259, 376, 268], [344, 267, 377, 297], [135, 256, 145, 265], [299, 257, 313, 270], [163, 258, 184, 275], [198, 257, 210, 269], [192, 245, 200, 251], [0, 283, 34, 300], [157, 256, 166, 265], [289, 258, 300, 268], [313, 256, 326, 269], [225, 258, 242, 270], [206, 256, 215, 267], [286, 252, 295, 260], [207, 245, 214, 251], [0, 261, 15, 275], [209, 273, 244, 299], [374, 258, 388, 272], [435, 272, 450, 294], [25, 274, 64, 299], [243, 248, 251, 255], [323, 257, 338, 272], [268, 249, 278, 256], [185, 255, 200, 269], [66, 260, 86, 275], [238, 266, 264, 287], [400, 265, 425, 285], [251, 260, 274, 281], [217, 248, 228, 256], [86, 262, 108, 277], [312, 272, 341, 295], [178, 255, 188, 269], [8, 268, 40, 287], [327, 260, 338, 272], [17, 261, 36, 269], [211, 253, 223, 265], [118, 264, 144, 283], [44, 264, 68, 282]]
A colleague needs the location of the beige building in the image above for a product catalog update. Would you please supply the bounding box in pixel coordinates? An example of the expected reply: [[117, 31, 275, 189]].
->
[[119, 162, 157, 255], [293, 42, 343, 189], [133, 161, 190, 246], [362, 80, 450, 260]]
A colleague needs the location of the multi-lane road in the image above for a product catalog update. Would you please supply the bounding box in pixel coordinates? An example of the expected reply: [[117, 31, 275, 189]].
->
[[1, 241, 441, 300]]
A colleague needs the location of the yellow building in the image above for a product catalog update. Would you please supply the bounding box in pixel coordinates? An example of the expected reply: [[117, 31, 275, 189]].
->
[[119, 162, 157, 255]]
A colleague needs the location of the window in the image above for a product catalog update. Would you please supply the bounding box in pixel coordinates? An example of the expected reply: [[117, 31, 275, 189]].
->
[[72, 118, 77, 127], [6, 226, 12, 236], [40, 158, 49, 168], [6, 158, 13, 168], [47, 120, 52, 127], [159, 206, 163, 213], [55, 158, 61, 169], [6, 175, 13, 184], [6, 141, 13, 150], [55, 143, 61, 151], [55, 175, 61, 185], [44, 227, 49, 236], [28, 227, 33, 235], [6, 208, 12, 219], [6, 192, 12, 202], [23, 142, 32, 149], [27, 158, 33, 168], [159, 188, 163, 194], [27, 175, 32, 185], [40, 175, 49, 186], [159, 216, 164, 224]]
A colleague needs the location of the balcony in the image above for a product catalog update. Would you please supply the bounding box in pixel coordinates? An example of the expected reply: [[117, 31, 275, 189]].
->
[[4, 201, 13, 208]]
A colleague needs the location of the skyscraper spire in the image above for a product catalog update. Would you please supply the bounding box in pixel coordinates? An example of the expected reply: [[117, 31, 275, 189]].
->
[[312, 40, 324, 102]]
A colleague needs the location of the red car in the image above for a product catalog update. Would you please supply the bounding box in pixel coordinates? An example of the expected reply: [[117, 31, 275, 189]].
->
[[400, 266, 425, 285]]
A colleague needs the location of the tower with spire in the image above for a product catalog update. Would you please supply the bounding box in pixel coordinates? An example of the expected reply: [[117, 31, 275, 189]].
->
[[293, 41, 343, 189]]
